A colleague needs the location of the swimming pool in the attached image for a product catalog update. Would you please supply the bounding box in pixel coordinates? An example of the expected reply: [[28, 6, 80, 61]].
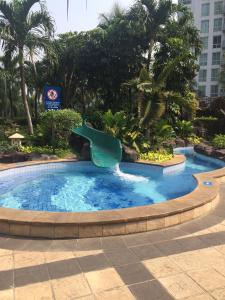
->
[[0, 148, 224, 212]]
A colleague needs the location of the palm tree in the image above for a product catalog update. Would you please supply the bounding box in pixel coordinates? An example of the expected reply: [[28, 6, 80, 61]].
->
[[138, 0, 173, 70], [0, 0, 54, 134]]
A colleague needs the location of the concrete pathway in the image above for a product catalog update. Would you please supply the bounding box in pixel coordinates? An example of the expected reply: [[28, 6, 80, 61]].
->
[[0, 182, 225, 300]]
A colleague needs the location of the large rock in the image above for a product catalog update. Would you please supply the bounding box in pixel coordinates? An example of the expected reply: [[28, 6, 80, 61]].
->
[[0, 151, 27, 163], [122, 145, 138, 162], [175, 138, 186, 148], [26, 153, 59, 161], [212, 149, 225, 161], [195, 143, 214, 157]]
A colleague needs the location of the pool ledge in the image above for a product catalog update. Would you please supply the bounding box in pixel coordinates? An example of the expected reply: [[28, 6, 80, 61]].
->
[[0, 156, 224, 238]]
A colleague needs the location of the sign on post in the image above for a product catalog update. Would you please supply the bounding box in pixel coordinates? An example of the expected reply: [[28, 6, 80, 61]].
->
[[44, 85, 62, 110]]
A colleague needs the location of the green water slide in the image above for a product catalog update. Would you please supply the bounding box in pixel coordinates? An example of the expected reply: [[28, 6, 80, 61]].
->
[[72, 123, 122, 168]]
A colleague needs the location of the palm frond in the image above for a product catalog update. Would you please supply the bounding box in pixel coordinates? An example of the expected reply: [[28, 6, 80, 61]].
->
[[27, 10, 55, 37], [22, 0, 39, 18]]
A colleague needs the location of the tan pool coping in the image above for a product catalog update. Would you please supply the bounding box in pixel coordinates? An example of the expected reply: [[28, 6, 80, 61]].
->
[[0, 155, 224, 238]]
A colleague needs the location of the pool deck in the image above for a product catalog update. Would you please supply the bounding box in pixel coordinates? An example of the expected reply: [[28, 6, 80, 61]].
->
[[0, 178, 224, 299]]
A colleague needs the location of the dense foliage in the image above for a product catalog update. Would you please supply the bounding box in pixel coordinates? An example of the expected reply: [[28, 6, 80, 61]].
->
[[213, 135, 225, 149], [38, 109, 82, 149]]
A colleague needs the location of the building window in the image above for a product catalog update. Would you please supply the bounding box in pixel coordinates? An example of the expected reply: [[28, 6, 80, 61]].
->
[[202, 3, 210, 17], [214, 1, 223, 15], [211, 68, 219, 81], [213, 18, 222, 31], [211, 85, 219, 97], [213, 36, 221, 48], [199, 53, 208, 66], [201, 20, 209, 33], [198, 86, 206, 97], [212, 52, 221, 65], [199, 69, 207, 82], [201, 37, 208, 49]]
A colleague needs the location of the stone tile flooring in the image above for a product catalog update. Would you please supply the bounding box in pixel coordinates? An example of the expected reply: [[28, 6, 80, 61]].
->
[[0, 182, 225, 299]]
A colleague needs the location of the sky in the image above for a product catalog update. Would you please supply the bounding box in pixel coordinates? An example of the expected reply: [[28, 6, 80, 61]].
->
[[46, 0, 177, 34]]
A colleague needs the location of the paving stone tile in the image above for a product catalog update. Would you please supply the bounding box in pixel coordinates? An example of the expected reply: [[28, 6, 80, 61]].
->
[[115, 262, 154, 285], [84, 267, 124, 293], [159, 273, 204, 299], [123, 232, 152, 247], [76, 238, 102, 251], [52, 274, 91, 300], [188, 268, 225, 291], [129, 280, 174, 300], [44, 251, 75, 263], [171, 248, 225, 271], [47, 256, 81, 280], [198, 231, 225, 246], [0, 271, 13, 291], [76, 296, 95, 300], [105, 248, 139, 266], [184, 293, 214, 300], [21, 239, 52, 252], [101, 236, 127, 249], [210, 287, 225, 300], [0, 255, 13, 271], [214, 245, 225, 256], [95, 287, 134, 300], [130, 244, 163, 260], [14, 265, 49, 287], [143, 257, 183, 278], [48, 239, 76, 251], [155, 239, 184, 256], [75, 250, 103, 258], [14, 251, 45, 268], [0, 289, 14, 300], [208, 224, 225, 233], [78, 253, 109, 272], [15, 282, 53, 300], [176, 236, 207, 252]]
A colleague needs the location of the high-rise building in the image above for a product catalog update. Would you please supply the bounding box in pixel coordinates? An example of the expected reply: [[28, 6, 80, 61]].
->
[[178, 0, 225, 100]]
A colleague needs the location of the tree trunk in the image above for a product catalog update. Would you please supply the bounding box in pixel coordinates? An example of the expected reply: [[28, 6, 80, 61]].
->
[[30, 49, 38, 122], [147, 40, 155, 71], [19, 47, 33, 135], [8, 82, 13, 119]]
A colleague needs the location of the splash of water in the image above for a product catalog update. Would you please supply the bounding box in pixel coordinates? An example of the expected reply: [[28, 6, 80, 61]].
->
[[114, 164, 148, 182]]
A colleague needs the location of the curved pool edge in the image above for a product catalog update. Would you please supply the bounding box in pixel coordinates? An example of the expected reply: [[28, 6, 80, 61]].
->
[[0, 156, 224, 239]]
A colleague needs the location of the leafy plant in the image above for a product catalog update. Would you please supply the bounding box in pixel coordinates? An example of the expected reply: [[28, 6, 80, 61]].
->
[[0, 141, 18, 152], [175, 120, 194, 139], [20, 145, 73, 158], [212, 135, 225, 149], [187, 135, 202, 145], [139, 149, 173, 162], [152, 120, 175, 147], [39, 109, 82, 149]]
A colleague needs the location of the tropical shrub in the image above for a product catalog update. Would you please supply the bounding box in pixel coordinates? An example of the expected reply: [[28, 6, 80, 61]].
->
[[0, 141, 18, 153], [152, 120, 175, 147], [20, 145, 73, 158], [175, 120, 194, 139], [139, 149, 173, 162], [101, 110, 150, 153], [39, 109, 82, 149], [212, 135, 225, 149], [187, 135, 202, 145]]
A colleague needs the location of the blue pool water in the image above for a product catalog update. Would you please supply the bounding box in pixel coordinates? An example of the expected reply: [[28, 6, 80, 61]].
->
[[0, 148, 224, 212]]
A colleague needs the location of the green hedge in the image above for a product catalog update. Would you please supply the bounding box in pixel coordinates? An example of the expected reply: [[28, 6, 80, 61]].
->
[[39, 109, 82, 149]]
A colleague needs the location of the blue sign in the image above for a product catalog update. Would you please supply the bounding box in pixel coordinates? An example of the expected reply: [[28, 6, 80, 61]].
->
[[44, 85, 62, 110]]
